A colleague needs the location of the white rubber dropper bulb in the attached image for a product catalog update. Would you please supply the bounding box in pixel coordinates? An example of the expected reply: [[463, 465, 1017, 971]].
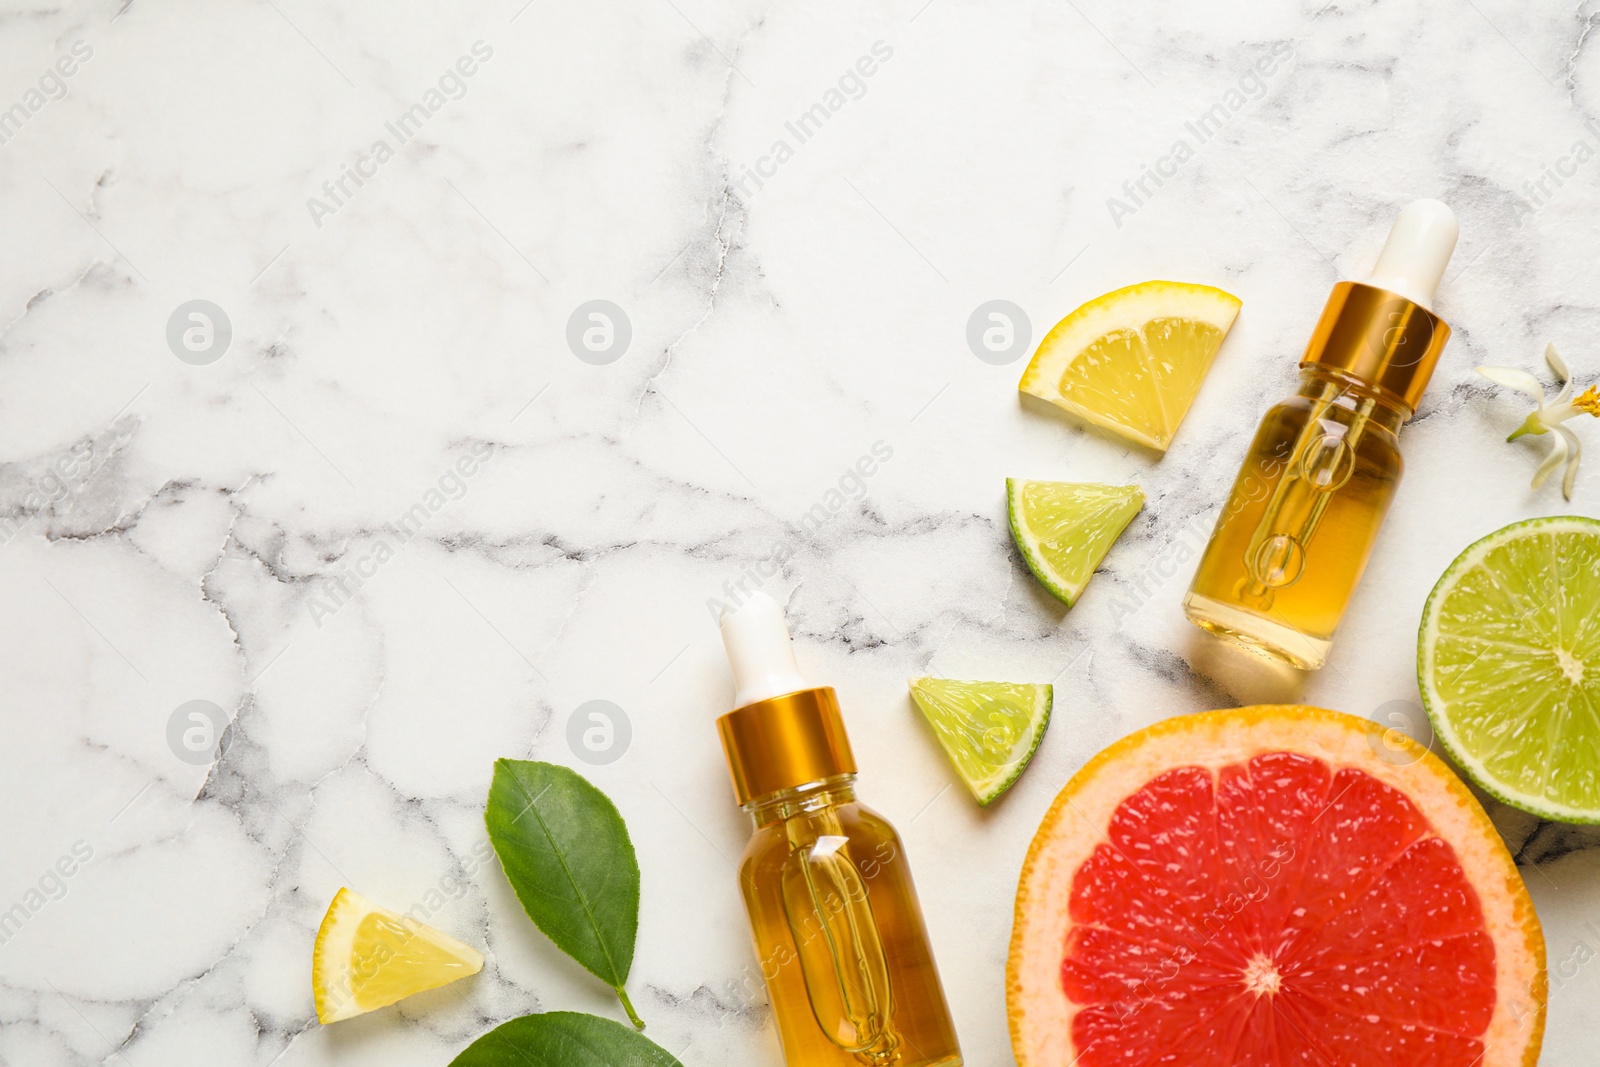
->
[[719, 592, 809, 708], [1365, 199, 1459, 311]]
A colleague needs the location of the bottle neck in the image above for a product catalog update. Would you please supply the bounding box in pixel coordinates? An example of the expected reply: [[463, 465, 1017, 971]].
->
[[1297, 281, 1450, 411], [745, 774, 857, 827], [1297, 364, 1410, 433], [716, 686, 857, 808]]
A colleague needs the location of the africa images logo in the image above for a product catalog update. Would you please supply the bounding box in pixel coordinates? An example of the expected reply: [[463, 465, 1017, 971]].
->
[[306, 41, 495, 228]]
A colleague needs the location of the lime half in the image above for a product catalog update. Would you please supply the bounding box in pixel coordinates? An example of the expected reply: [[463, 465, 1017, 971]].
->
[[1419, 515, 1600, 822], [1007, 479, 1144, 607], [909, 677, 1052, 805]]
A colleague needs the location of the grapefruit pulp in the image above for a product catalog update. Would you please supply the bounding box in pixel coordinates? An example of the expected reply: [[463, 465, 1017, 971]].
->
[[1008, 706, 1545, 1067]]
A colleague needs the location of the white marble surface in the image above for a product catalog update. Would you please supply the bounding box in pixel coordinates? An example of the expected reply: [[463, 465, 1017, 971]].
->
[[3, 0, 1600, 1064]]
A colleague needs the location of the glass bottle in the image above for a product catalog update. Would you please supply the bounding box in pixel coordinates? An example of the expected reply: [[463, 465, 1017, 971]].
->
[[1184, 199, 1458, 670], [717, 594, 962, 1067]]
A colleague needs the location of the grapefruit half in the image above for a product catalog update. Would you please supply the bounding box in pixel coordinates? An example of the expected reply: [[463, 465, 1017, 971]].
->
[[1008, 706, 1545, 1067]]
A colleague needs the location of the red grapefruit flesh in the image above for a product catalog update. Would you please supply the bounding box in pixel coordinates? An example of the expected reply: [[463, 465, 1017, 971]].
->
[[1008, 706, 1546, 1067]]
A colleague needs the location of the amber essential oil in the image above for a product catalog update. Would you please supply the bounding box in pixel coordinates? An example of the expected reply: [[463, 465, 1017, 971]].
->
[[716, 594, 962, 1066], [1185, 366, 1405, 668], [1183, 199, 1459, 670], [738, 776, 962, 1066]]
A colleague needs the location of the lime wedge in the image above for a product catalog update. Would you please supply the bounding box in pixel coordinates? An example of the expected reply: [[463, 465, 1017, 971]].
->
[[1007, 479, 1144, 607], [909, 677, 1052, 805], [1419, 515, 1600, 822]]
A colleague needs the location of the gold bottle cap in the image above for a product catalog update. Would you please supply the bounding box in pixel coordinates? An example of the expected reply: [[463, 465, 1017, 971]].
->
[[1299, 281, 1451, 412], [716, 686, 856, 807]]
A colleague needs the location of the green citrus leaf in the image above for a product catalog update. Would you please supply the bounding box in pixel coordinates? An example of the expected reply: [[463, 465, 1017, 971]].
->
[[448, 1012, 684, 1067], [485, 760, 641, 1023]]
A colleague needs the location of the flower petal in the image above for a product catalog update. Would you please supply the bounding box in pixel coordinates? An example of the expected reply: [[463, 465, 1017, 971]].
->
[[1542, 401, 1581, 426], [1532, 431, 1569, 490], [1545, 341, 1571, 384], [1477, 365, 1546, 400], [1558, 425, 1582, 501]]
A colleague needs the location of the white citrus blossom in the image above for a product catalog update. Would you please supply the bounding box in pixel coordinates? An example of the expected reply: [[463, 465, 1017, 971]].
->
[[1476, 343, 1600, 500]]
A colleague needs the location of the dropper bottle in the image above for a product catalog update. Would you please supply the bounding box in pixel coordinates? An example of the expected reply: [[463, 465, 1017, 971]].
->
[[1184, 199, 1458, 669], [716, 592, 962, 1067]]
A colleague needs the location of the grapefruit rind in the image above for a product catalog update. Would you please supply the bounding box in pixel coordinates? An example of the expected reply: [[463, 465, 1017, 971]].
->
[[1418, 515, 1600, 824], [1007, 706, 1545, 1067]]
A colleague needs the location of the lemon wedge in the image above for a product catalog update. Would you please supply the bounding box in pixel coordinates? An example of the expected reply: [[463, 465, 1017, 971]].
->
[[1020, 280, 1241, 451], [313, 888, 484, 1023]]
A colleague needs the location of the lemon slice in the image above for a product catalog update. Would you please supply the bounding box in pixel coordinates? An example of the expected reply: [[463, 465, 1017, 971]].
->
[[1007, 478, 1144, 607], [910, 677, 1052, 805], [313, 888, 484, 1023], [1419, 516, 1600, 822], [1020, 280, 1241, 451]]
